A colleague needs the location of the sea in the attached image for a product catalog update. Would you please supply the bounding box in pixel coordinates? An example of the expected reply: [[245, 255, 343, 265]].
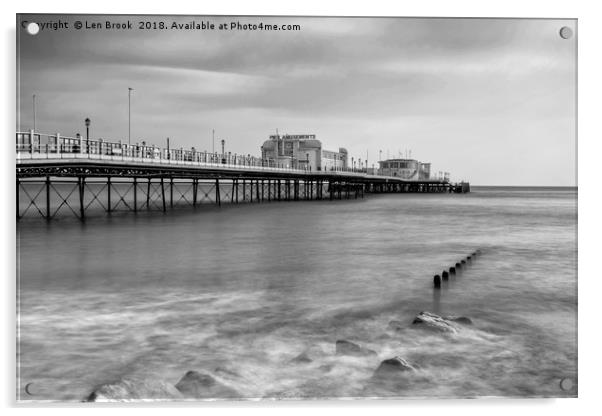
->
[[16, 186, 578, 401]]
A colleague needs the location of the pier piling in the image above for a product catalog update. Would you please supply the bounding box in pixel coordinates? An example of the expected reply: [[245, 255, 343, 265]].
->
[[107, 177, 112, 213]]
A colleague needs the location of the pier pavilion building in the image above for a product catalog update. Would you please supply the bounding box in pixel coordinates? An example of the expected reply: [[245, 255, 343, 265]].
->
[[378, 158, 432, 180], [261, 134, 348, 171]]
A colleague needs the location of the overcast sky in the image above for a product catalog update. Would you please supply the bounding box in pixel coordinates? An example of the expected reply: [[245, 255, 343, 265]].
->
[[17, 15, 576, 185]]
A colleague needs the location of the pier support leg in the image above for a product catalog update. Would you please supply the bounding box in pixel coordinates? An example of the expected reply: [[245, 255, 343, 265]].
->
[[268, 180, 271, 202], [16, 178, 20, 220], [261, 180, 265, 202], [146, 178, 151, 209], [294, 180, 298, 201], [170, 177, 174, 209], [256, 179, 260, 202], [78, 176, 85, 220], [231, 180, 235, 203], [278, 180, 281, 201], [215, 179, 221, 206], [107, 177, 112, 213], [193, 178, 198, 207], [133, 177, 138, 213], [46, 175, 51, 220], [243, 179, 246, 202], [161, 177, 166, 212]]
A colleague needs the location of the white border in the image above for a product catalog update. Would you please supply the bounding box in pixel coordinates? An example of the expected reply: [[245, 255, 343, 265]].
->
[[3, 1, 600, 415]]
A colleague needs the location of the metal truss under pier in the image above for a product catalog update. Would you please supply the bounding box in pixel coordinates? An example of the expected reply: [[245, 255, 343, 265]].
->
[[16, 158, 467, 221]]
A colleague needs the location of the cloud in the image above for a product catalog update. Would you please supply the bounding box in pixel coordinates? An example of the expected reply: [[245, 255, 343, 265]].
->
[[17, 15, 576, 185]]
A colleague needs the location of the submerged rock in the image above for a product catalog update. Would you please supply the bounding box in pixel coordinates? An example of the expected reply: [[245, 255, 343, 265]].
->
[[374, 356, 416, 377], [86, 378, 183, 402], [446, 315, 473, 325], [335, 340, 377, 357], [376, 332, 392, 340], [411, 311, 460, 333], [175, 370, 241, 399], [214, 366, 240, 378], [291, 351, 313, 364], [387, 320, 405, 332]]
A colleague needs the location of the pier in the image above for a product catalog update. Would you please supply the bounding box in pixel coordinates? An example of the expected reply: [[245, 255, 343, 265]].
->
[[16, 131, 469, 220]]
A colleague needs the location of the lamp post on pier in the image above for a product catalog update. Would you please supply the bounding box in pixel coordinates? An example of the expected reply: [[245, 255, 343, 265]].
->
[[85, 117, 90, 154], [33, 94, 36, 132], [128, 87, 133, 146]]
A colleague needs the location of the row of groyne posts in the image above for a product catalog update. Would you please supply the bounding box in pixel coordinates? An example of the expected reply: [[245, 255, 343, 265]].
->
[[433, 249, 482, 289]]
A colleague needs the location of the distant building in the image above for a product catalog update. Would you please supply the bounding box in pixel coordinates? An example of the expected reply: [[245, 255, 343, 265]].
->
[[261, 134, 348, 171], [378, 159, 431, 180]]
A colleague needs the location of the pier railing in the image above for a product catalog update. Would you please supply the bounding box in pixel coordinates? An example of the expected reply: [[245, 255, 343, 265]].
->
[[16, 131, 449, 182]]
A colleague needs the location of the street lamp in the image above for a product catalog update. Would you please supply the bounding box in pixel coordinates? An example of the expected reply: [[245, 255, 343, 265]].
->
[[32, 94, 36, 132], [128, 87, 133, 145], [85, 117, 90, 154]]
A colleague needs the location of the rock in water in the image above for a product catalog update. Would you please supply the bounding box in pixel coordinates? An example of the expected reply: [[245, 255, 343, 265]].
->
[[374, 356, 416, 377], [175, 371, 241, 399], [86, 378, 183, 402], [387, 320, 405, 332], [335, 340, 377, 357], [446, 316, 473, 325], [411, 311, 459, 333], [291, 351, 312, 364]]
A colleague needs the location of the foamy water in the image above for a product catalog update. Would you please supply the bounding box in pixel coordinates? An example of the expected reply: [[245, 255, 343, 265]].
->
[[16, 187, 577, 400]]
